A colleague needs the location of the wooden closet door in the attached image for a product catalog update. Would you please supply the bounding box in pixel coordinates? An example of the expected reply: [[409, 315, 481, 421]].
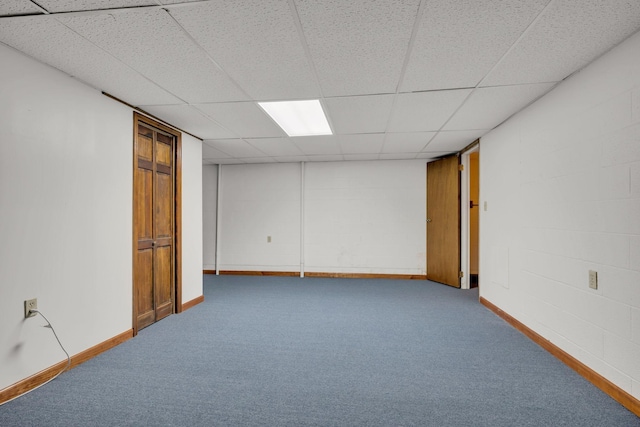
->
[[153, 132, 174, 321], [134, 123, 175, 331], [426, 155, 461, 288]]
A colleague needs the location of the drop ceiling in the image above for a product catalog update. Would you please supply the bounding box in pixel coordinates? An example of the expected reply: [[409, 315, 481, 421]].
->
[[1, 0, 640, 164]]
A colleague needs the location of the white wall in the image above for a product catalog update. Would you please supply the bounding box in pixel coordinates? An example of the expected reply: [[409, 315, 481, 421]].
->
[[210, 160, 426, 275], [202, 164, 218, 271], [0, 44, 203, 391], [181, 134, 203, 304], [480, 30, 640, 399], [219, 163, 302, 272], [305, 160, 426, 275]]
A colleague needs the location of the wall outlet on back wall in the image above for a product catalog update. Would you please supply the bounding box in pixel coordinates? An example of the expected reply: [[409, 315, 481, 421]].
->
[[24, 298, 37, 318], [588, 270, 598, 290]]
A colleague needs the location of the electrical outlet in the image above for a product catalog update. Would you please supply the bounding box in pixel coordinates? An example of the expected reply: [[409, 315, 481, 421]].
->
[[24, 298, 37, 318], [588, 270, 598, 290]]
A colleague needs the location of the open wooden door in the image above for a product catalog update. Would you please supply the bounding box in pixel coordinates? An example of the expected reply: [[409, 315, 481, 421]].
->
[[133, 113, 182, 334], [426, 155, 461, 288]]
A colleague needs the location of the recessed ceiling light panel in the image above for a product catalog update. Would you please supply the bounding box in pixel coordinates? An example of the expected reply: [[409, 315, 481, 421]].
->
[[258, 100, 332, 137]]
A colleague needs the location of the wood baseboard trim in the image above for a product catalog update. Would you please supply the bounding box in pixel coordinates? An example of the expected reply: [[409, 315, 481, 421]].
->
[[205, 270, 428, 280], [0, 329, 133, 405], [182, 295, 204, 311], [217, 270, 300, 277], [479, 297, 640, 417], [305, 272, 427, 280]]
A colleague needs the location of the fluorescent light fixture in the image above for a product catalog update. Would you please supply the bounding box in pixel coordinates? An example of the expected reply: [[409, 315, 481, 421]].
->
[[258, 99, 332, 137]]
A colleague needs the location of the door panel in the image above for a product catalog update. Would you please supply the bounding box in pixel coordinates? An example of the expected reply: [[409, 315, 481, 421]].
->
[[136, 249, 155, 329], [135, 168, 153, 240], [426, 156, 461, 288], [133, 118, 176, 333], [155, 172, 173, 238], [155, 245, 173, 321]]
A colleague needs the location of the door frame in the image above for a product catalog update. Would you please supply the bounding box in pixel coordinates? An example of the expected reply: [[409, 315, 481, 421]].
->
[[132, 112, 183, 336], [459, 140, 480, 290]]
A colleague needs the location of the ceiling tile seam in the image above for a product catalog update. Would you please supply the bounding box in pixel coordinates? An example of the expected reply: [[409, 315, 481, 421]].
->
[[475, 0, 556, 89], [422, 0, 557, 151], [287, 0, 337, 135], [222, 138, 273, 159], [28, 1, 49, 14], [162, 8, 301, 142], [7, 4, 163, 18], [379, 0, 428, 154], [0, 39, 171, 126], [399, 87, 476, 95], [50, 16, 191, 107], [6, 1, 213, 19], [287, 0, 326, 99], [414, 132, 438, 154], [190, 104, 243, 139], [244, 139, 305, 157], [162, 8, 254, 102], [477, 81, 560, 90], [486, 83, 560, 132]]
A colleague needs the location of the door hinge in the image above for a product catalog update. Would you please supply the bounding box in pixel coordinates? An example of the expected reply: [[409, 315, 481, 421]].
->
[[459, 271, 464, 278], [458, 164, 464, 171]]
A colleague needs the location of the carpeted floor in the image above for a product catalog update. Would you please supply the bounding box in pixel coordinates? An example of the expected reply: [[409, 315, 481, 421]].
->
[[1, 275, 638, 426]]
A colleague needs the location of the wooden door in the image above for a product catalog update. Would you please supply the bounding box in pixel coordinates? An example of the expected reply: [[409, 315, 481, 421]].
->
[[426, 155, 461, 288], [133, 115, 179, 332]]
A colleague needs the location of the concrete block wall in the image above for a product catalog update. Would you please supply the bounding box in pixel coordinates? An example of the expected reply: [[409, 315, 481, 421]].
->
[[202, 164, 218, 271], [210, 160, 426, 275], [480, 30, 640, 398]]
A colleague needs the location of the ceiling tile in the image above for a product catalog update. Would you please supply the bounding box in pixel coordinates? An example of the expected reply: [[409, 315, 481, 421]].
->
[[379, 153, 419, 160], [213, 158, 247, 165], [482, 0, 640, 86], [204, 139, 269, 158], [142, 105, 236, 139], [424, 131, 484, 152], [306, 154, 344, 162], [324, 95, 395, 134], [295, 0, 420, 96], [241, 157, 277, 164], [245, 138, 305, 157], [159, 0, 202, 3], [36, 0, 156, 13], [401, 0, 548, 91], [0, 1, 43, 16], [202, 144, 232, 160], [59, 9, 248, 103], [169, 0, 319, 100], [270, 155, 310, 163], [292, 135, 342, 155], [0, 16, 181, 105], [416, 152, 451, 160], [195, 102, 286, 138], [444, 83, 554, 131], [338, 134, 385, 154], [381, 132, 436, 153], [388, 89, 471, 132], [343, 154, 381, 161]]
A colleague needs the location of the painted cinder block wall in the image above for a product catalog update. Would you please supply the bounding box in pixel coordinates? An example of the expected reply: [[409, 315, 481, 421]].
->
[[0, 44, 203, 391], [480, 29, 640, 398], [202, 164, 218, 271], [211, 160, 426, 275]]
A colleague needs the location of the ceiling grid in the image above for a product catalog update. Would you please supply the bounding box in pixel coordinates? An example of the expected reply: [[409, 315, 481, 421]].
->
[[1, 0, 639, 164]]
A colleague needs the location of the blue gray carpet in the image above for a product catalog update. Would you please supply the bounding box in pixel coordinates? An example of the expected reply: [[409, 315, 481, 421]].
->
[[1, 275, 638, 426]]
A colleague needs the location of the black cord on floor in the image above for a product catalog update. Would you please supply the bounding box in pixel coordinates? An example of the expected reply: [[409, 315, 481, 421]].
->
[[0, 310, 71, 406]]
